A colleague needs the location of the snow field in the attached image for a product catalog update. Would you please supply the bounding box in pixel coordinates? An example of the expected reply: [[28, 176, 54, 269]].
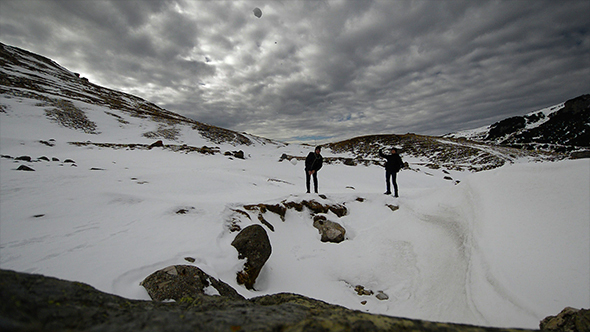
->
[[1, 95, 589, 329]]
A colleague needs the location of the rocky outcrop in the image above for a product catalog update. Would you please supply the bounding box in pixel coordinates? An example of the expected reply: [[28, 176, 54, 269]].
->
[[0, 269, 541, 332], [231, 224, 272, 290], [539, 307, 590, 332], [140, 265, 244, 301]]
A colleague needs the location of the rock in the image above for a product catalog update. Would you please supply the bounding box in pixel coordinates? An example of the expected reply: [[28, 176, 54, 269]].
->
[[231, 224, 272, 290], [0, 269, 540, 332], [386, 204, 399, 212], [313, 215, 346, 243], [354, 285, 373, 296], [540, 307, 590, 331], [140, 265, 244, 301], [376, 291, 389, 300], [16, 165, 35, 171], [15, 155, 32, 162], [232, 150, 245, 159], [148, 140, 164, 149]]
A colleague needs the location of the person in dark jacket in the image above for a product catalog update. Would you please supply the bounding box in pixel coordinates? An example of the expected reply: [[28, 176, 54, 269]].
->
[[379, 147, 404, 197], [305, 146, 323, 193]]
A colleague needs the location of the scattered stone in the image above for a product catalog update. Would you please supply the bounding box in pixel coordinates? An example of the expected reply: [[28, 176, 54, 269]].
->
[[16, 165, 35, 171], [33, 214, 45, 218], [148, 140, 164, 149], [140, 265, 244, 301], [1, 154, 13, 159], [356, 197, 365, 202], [386, 204, 399, 212], [232, 150, 245, 159], [376, 291, 389, 301], [354, 285, 373, 296], [15, 155, 32, 162], [444, 176, 453, 181], [39, 140, 55, 147], [90, 167, 105, 171], [231, 224, 272, 290], [175, 207, 195, 214], [184, 257, 196, 263], [38, 156, 50, 161], [313, 215, 346, 243], [52, 157, 60, 161], [540, 307, 590, 332], [64, 159, 75, 163]]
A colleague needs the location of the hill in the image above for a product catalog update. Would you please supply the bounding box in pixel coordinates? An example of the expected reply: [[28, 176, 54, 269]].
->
[[445, 94, 590, 155], [0, 42, 276, 147]]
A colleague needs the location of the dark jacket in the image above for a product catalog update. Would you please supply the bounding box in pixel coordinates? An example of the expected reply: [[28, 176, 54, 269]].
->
[[379, 150, 403, 172], [305, 152, 323, 172]]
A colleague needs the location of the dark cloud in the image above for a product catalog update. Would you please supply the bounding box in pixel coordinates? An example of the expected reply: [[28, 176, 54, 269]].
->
[[1, 0, 589, 142]]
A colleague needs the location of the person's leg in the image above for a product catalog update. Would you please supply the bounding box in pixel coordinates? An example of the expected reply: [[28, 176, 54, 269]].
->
[[312, 172, 318, 193], [306, 171, 311, 193], [392, 171, 399, 197], [385, 170, 392, 194]]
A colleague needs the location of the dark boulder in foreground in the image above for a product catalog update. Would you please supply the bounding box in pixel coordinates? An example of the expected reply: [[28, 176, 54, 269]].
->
[[0, 269, 546, 332], [231, 224, 272, 290]]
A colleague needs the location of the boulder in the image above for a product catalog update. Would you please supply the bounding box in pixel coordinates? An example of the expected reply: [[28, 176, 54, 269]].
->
[[0, 269, 541, 332], [313, 215, 346, 243], [540, 307, 590, 331], [140, 265, 243, 301], [231, 224, 272, 289]]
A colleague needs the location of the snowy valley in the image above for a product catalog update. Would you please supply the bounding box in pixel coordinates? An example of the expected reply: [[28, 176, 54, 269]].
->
[[1, 43, 589, 330]]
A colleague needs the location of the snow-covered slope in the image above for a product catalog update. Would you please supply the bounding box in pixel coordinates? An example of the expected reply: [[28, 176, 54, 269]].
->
[[1, 43, 588, 329]]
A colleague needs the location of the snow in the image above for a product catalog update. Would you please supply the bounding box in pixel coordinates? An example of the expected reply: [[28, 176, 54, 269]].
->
[[1, 95, 589, 329]]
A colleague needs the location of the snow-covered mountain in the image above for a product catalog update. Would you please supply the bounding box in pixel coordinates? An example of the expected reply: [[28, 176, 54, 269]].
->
[[445, 94, 590, 154], [1, 43, 588, 330]]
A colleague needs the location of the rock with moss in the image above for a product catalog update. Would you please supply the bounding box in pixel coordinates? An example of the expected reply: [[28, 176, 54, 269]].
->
[[0, 269, 545, 332], [140, 265, 244, 301]]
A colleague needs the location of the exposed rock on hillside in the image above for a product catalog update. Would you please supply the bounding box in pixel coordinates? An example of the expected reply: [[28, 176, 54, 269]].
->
[[326, 134, 558, 172], [0, 42, 260, 146], [447, 94, 590, 155], [0, 269, 542, 332]]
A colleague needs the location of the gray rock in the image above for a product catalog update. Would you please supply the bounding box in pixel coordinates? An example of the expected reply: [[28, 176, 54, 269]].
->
[[313, 215, 346, 243], [0, 269, 540, 332], [140, 265, 243, 302], [540, 307, 590, 331], [231, 224, 272, 290]]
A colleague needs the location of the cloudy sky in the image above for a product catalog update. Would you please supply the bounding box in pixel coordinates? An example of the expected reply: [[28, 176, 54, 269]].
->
[[1, 0, 589, 142]]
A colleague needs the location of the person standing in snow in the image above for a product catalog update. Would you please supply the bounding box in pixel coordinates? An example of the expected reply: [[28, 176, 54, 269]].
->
[[305, 146, 323, 193], [379, 147, 404, 197]]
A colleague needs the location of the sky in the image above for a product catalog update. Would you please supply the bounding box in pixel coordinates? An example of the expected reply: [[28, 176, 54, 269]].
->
[[1, 0, 589, 142]]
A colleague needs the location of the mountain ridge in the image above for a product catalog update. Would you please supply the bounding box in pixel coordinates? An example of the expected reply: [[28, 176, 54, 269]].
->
[[0, 42, 580, 171]]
